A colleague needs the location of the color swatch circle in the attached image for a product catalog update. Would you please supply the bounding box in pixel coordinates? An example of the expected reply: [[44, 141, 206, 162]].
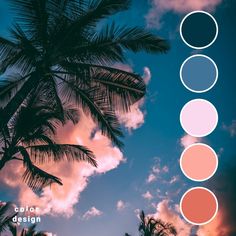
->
[[180, 11, 218, 49], [180, 187, 218, 225], [180, 99, 218, 137], [180, 55, 218, 93], [180, 143, 218, 181]]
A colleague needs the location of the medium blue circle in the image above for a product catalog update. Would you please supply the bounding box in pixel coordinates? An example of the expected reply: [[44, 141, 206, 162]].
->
[[181, 55, 218, 92]]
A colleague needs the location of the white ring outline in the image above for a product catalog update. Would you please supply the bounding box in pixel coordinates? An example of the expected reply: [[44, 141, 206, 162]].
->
[[180, 99, 218, 137], [180, 54, 218, 93], [180, 143, 218, 182], [180, 10, 219, 49], [180, 187, 218, 225]]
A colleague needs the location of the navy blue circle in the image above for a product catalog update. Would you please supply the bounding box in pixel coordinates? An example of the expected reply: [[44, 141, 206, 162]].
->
[[181, 12, 217, 48]]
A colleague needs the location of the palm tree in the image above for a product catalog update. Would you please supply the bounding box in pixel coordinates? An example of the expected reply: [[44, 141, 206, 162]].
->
[[0, 0, 169, 148], [16, 224, 48, 236], [9, 224, 49, 236], [0, 202, 50, 236], [125, 211, 177, 236], [139, 211, 177, 236], [0, 91, 97, 191], [0, 202, 17, 235]]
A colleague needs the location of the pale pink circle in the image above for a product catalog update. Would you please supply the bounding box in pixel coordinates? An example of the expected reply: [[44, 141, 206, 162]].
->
[[180, 99, 218, 137]]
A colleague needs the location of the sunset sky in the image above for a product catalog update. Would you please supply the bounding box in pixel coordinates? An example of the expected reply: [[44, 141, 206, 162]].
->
[[0, 0, 236, 236]]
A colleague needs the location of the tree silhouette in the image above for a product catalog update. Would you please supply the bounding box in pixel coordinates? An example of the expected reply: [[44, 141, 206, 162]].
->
[[0, 202, 51, 236], [0, 202, 17, 235], [0, 0, 169, 148], [0, 92, 97, 191], [125, 210, 177, 236], [13, 224, 48, 236]]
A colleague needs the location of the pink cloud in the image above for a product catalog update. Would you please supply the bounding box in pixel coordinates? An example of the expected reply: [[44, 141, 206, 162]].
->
[[150, 200, 192, 236], [143, 67, 152, 85], [146, 0, 222, 28], [142, 191, 153, 200], [117, 99, 145, 132], [146, 173, 156, 183], [180, 134, 202, 149], [222, 120, 236, 137], [169, 175, 179, 184], [116, 200, 128, 211], [0, 112, 124, 217], [197, 208, 234, 236], [82, 207, 103, 220]]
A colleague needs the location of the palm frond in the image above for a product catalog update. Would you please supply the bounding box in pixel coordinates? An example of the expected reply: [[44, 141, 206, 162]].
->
[[0, 72, 39, 129], [0, 202, 14, 221], [17, 146, 62, 191], [11, 105, 58, 140], [0, 202, 17, 233], [8, 223, 17, 236], [0, 24, 37, 75], [21, 224, 48, 236], [0, 216, 16, 233], [0, 37, 18, 74], [58, 75, 124, 148], [48, 0, 87, 20], [56, 62, 146, 111], [33, 79, 79, 125], [71, 23, 169, 64], [78, 0, 131, 28], [9, 0, 48, 38], [0, 73, 30, 106], [29, 144, 97, 167]]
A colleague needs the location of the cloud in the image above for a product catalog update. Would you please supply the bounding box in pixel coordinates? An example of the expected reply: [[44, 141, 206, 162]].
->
[[169, 175, 179, 184], [143, 67, 152, 85], [117, 99, 146, 132], [0, 112, 124, 217], [197, 210, 231, 236], [146, 0, 222, 28], [146, 173, 156, 183], [222, 120, 236, 137], [116, 200, 128, 211], [142, 191, 153, 200], [82, 207, 103, 220], [150, 200, 192, 236], [198, 163, 236, 236], [180, 134, 202, 149], [134, 208, 141, 218], [162, 165, 169, 173], [146, 158, 170, 184]]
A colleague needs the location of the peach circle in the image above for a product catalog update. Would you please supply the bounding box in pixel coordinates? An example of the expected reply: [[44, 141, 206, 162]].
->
[[180, 187, 218, 225], [180, 99, 218, 137], [180, 143, 218, 181]]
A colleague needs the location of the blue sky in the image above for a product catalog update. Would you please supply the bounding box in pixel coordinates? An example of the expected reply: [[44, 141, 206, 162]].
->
[[1, 0, 236, 236]]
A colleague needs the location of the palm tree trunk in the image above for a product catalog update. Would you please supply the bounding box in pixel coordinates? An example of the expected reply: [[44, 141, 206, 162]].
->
[[0, 73, 39, 128]]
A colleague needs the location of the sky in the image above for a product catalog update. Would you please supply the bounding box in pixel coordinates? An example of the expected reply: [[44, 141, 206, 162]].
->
[[0, 0, 236, 236]]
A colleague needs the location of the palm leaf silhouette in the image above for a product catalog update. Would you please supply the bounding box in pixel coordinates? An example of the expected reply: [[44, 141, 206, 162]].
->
[[125, 210, 177, 236], [0, 0, 169, 148], [0, 202, 17, 234], [0, 93, 96, 191]]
